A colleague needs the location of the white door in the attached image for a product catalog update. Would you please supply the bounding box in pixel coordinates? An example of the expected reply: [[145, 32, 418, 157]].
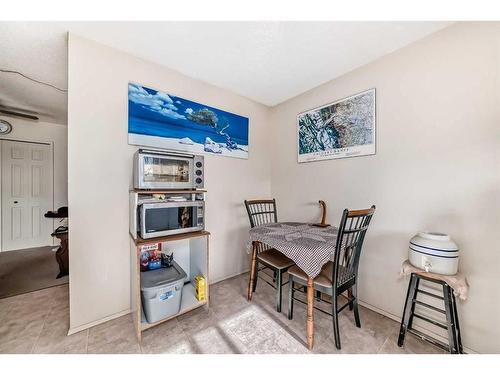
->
[[1, 140, 54, 251]]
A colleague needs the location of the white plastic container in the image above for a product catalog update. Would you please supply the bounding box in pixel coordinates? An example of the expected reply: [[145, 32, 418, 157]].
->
[[409, 232, 459, 275]]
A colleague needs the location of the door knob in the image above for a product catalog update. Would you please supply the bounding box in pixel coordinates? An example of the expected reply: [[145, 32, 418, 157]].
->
[[13, 201, 18, 204]]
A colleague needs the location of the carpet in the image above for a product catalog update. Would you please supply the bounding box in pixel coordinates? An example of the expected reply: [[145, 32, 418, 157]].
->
[[0, 246, 68, 299]]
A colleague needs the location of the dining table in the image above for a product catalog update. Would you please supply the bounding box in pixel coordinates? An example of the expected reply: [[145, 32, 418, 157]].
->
[[247, 222, 339, 350]]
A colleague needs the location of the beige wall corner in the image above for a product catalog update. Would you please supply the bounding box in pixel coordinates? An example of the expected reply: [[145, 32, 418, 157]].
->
[[270, 22, 500, 354], [67, 22, 500, 353]]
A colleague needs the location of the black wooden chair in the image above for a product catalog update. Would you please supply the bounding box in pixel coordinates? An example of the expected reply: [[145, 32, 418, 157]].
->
[[244, 199, 295, 312], [287, 206, 376, 349]]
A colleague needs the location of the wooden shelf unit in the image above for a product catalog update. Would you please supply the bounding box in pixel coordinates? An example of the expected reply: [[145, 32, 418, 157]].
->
[[133, 230, 210, 246], [130, 230, 210, 341]]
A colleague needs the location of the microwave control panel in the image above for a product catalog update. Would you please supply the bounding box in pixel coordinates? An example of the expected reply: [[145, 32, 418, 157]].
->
[[197, 205, 204, 227]]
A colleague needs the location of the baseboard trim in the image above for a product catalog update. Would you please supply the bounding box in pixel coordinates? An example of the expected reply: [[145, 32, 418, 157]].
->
[[67, 308, 131, 336], [210, 269, 249, 285]]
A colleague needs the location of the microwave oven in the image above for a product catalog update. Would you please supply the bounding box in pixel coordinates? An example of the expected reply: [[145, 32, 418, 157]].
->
[[133, 149, 204, 190], [137, 200, 204, 239]]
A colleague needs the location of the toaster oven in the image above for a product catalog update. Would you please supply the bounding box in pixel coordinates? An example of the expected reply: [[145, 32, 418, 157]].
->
[[133, 149, 204, 190]]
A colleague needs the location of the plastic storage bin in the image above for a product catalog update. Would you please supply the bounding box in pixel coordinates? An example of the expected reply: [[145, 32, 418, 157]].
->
[[140, 261, 187, 323]]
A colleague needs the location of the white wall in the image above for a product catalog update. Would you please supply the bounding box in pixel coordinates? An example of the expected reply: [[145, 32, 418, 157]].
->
[[67, 35, 271, 332], [270, 22, 500, 353], [68, 23, 500, 352], [0, 117, 68, 249]]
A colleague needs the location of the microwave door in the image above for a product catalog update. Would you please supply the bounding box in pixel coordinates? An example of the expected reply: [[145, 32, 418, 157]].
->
[[140, 154, 194, 189], [140, 202, 201, 238]]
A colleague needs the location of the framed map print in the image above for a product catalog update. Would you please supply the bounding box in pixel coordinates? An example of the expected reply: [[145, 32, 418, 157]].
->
[[297, 88, 376, 163]]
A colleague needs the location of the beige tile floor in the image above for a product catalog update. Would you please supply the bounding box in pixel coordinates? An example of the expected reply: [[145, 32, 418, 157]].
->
[[0, 273, 444, 354]]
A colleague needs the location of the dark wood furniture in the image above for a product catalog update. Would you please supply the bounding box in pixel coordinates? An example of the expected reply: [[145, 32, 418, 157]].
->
[[45, 207, 69, 279], [287, 206, 376, 349], [398, 272, 463, 354], [51, 229, 68, 279], [245, 199, 294, 312]]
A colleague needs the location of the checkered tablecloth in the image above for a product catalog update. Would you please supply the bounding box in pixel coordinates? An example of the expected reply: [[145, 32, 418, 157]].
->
[[248, 222, 338, 278]]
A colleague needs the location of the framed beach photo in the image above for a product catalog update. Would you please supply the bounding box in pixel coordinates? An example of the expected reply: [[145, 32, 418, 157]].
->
[[128, 83, 249, 159], [297, 88, 376, 163]]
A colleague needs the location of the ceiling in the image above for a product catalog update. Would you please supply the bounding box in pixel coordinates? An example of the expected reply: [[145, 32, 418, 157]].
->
[[0, 21, 452, 124], [0, 23, 68, 124]]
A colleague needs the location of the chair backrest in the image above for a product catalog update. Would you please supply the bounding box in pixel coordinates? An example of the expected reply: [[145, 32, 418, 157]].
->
[[332, 205, 376, 292], [244, 199, 278, 228]]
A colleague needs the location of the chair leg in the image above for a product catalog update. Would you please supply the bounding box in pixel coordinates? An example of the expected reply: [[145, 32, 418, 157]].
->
[[276, 270, 283, 313], [348, 288, 353, 311], [315, 290, 321, 301], [332, 293, 341, 349], [398, 274, 418, 347], [288, 279, 294, 320], [352, 284, 361, 328], [252, 263, 259, 292]]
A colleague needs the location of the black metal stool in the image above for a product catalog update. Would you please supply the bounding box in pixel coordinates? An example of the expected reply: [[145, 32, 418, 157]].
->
[[398, 272, 463, 354]]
